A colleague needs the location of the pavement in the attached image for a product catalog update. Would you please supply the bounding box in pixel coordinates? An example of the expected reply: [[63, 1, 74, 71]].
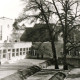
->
[[0, 70, 17, 79], [64, 68, 80, 80], [0, 59, 80, 80], [25, 65, 69, 80], [25, 69, 69, 80], [0, 59, 45, 70], [26, 69, 56, 80], [46, 65, 80, 80], [46, 66, 80, 80], [0, 59, 45, 80], [24, 64, 80, 80]]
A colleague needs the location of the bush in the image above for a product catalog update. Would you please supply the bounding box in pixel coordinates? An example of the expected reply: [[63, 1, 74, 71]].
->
[[18, 65, 41, 79], [46, 59, 54, 66], [28, 65, 41, 74]]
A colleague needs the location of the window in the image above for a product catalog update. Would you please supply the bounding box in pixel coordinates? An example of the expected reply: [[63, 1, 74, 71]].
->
[[3, 49, 6, 53], [16, 49, 19, 52], [12, 53, 15, 57], [20, 52, 22, 55], [33, 50, 36, 56], [20, 48, 22, 51], [8, 49, 11, 51], [68, 51, 71, 55], [3, 54, 6, 58], [29, 51, 31, 54], [23, 48, 25, 51], [26, 48, 28, 51], [23, 52, 25, 55], [12, 49, 15, 52], [16, 53, 18, 56]]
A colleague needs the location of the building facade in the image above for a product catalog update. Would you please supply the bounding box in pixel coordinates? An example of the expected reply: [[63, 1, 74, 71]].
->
[[0, 42, 32, 64], [0, 17, 32, 64], [0, 17, 14, 43]]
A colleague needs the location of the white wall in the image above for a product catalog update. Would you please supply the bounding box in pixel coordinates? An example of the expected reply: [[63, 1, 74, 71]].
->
[[0, 17, 14, 43], [0, 42, 32, 64]]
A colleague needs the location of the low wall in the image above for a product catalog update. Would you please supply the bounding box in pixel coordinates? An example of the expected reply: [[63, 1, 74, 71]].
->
[[58, 58, 80, 67]]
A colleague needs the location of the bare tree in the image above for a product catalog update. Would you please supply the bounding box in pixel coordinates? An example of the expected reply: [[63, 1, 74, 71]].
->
[[51, 0, 80, 70], [17, 0, 61, 69]]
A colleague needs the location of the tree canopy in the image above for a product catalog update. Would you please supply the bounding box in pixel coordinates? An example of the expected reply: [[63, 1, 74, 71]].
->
[[17, 0, 80, 70], [20, 24, 60, 42]]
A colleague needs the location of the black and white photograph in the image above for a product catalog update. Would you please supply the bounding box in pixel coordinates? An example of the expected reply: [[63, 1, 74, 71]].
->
[[0, 0, 80, 80]]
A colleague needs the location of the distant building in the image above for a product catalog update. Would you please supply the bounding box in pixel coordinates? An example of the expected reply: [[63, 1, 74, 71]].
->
[[0, 17, 32, 64], [0, 17, 26, 43], [11, 24, 26, 42], [21, 23, 80, 59], [20, 23, 63, 59], [0, 42, 32, 64], [0, 17, 14, 43]]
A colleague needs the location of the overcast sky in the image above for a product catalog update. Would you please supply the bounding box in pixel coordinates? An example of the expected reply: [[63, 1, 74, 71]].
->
[[0, 0, 24, 19]]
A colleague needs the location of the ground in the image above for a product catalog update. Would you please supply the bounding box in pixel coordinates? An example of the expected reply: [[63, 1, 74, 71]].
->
[[0, 59, 80, 80], [0, 59, 45, 79], [65, 68, 80, 80]]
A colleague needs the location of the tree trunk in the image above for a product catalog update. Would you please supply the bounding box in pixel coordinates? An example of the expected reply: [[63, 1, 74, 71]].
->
[[63, 23, 68, 70], [63, 38, 68, 70], [62, 23, 68, 70], [63, 0, 68, 70], [40, 8, 59, 69], [46, 23, 59, 69], [51, 40, 59, 69]]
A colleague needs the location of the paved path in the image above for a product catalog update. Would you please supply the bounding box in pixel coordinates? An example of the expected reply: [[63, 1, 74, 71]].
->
[[64, 68, 80, 80], [26, 64, 69, 80], [0, 59, 45, 70], [0, 70, 17, 79], [0, 59, 45, 79], [26, 69, 69, 80], [46, 66, 80, 80], [26, 69, 56, 80], [2, 59, 80, 80]]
